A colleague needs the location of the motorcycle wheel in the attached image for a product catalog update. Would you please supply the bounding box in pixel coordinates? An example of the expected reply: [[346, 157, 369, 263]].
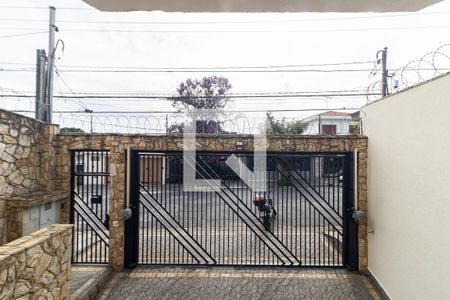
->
[[263, 215, 272, 231]]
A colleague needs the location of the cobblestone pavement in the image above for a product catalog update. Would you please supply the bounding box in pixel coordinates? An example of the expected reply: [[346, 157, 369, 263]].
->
[[98, 266, 381, 300]]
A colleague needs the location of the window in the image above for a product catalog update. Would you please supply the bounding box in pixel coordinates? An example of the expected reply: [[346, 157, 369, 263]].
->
[[349, 125, 359, 135], [321, 125, 336, 135]]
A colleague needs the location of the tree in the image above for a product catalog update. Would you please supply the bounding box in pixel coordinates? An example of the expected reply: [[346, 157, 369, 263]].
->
[[60, 127, 84, 133], [168, 76, 232, 134], [266, 113, 309, 135]]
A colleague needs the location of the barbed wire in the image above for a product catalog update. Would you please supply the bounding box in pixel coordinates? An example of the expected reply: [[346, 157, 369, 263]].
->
[[51, 110, 362, 135], [54, 112, 265, 134], [367, 43, 450, 102]]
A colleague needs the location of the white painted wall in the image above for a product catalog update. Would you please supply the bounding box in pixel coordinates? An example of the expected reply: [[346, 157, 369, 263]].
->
[[306, 118, 358, 135], [361, 74, 450, 300]]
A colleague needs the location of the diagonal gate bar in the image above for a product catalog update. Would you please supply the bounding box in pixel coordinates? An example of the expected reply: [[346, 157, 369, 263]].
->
[[196, 157, 301, 265], [140, 184, 216, 264]]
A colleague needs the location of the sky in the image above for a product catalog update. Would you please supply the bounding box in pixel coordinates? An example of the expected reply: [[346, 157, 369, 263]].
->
[[0, 0, 450, 132]]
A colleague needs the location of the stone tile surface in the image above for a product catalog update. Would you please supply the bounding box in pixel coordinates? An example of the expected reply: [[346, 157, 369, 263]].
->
[[70, 265, 111, 299], [98, 266, 380, 300]]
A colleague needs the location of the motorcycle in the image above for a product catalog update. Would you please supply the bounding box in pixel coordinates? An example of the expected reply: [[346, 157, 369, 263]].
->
[[253, 190, 277, 231]]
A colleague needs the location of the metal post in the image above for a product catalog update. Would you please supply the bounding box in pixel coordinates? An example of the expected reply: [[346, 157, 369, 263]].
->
[[343, 153, 359, 271], [318, 114, 322, 135], [124, 149, 140, 268], [381, 47, 388, 97], [165, 114, 169, 135], [35, 49, 47, 121], [45, 6, 56, 123], [84, 109, 94, 133]]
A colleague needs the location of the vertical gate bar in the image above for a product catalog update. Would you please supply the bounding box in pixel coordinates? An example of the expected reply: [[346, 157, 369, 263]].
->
[[323, 214, 325, 266], [70, 151, 75, 225], [327, 157, 330, 208], [159, 194, 163, 263], [151, 213, 154, 264], [163, 157, 167, 264], [218, 190, 221, 264], [105, 152, 109, 227], [288, 180, 296, 255], [82, 218, 86, 262], [295, 179, 298, 261], [231, 209, 234, 265], [274, 162, 278, 239], [332, 158, 335, 213], [308, 203, 311, 265], [214, 187, 218, 263], [99, 151, 103, 222], [197, 179, 200, 251], [328, 218, 339, 266], [313, 205, 316, 265], [90, 219, 93, 263], [141, 200, 144, 263], [96, 151, 99, 221], [281, 168, 284, 244], [227, 189, 230, 265]]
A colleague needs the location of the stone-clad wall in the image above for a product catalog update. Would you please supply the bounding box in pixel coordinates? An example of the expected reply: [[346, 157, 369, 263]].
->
[[54, 134, 368, 270], [0, 110, 59, 245], [0, 224, 73, 299]]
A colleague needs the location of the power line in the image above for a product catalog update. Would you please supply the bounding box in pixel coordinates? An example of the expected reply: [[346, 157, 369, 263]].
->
[[0, 31, 47, 39], [0, 89, 370, 95], [54, 68, 89, 110], [0, 68, 379, 73], [0, 6, 93, 10], [11, 107, 361, 114], [2, 10, 450, 24], [0, 92, 380, 100], [0, 60, 373, 69], [4, 66, 448, 74], [2, 25, 450, 33], [34, 25, 450, 33]]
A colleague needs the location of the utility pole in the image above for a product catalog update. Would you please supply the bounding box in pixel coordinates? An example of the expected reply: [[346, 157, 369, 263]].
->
[[377, 47, 389, 97], [45, 6, 57, 123], [318, 114, 322, 135], [85, 109, 94, 133], [35, 49, 47, 121], [165, 114, 169, 135]]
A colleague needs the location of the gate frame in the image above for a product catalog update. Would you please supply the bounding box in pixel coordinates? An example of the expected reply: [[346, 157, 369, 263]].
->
[[124, 150, 359, 269], [70, 149, 111, 265]]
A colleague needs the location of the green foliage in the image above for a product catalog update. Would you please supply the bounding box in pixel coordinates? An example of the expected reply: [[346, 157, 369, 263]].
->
[[266, 113, 308, 135], [60, 127, 84, 133]]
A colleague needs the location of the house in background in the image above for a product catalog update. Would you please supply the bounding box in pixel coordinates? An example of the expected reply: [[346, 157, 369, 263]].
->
[[303, 111, 360, 135]]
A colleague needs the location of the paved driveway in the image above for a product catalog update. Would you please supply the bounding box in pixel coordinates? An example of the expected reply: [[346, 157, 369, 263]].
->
[[97, 266, 382, 300]]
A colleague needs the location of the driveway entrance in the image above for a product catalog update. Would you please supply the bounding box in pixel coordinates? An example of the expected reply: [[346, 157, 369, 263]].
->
[[124, 152, 359, 269], [97, 266, 382, 300]]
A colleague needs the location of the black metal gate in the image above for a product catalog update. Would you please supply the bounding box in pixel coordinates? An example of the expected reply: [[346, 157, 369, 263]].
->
[[125, 152, 358, 269], [70, 150, 110, 264]]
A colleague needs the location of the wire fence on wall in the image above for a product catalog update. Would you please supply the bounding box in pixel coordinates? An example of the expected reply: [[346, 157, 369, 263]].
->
[[54, 112, 267, 135], [52, 111, 361, 135], [367, 43, 450, 102]]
